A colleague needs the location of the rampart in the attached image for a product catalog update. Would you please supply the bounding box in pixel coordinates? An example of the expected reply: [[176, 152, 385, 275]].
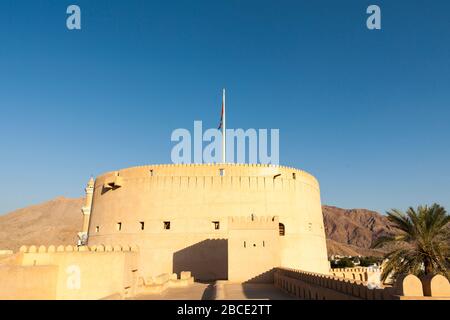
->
[[0, 245, 139, 300], [330, 267, 382, 283], [274, 268, 450, 300], [0, 245, 196, 300]]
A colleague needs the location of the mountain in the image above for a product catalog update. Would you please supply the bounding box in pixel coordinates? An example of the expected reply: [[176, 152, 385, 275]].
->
[[322, 205, 394, 257], [0, 198, 393, 257], [0, 197, 83, 252]]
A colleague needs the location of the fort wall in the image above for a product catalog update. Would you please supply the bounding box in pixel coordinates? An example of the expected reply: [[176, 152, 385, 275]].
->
[[86, 164, 329, 280], [228, 216, 280, 283], [274, 268, 450, 300], [0, 265, 58, 300], [330, 267, 382, 283], [0, 245, 139, 300]]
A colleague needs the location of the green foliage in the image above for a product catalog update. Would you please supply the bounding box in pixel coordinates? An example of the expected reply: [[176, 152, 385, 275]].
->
[[359, 256, 383, 267], [330, 257, 355, 268], [372, 204, 450, 282]]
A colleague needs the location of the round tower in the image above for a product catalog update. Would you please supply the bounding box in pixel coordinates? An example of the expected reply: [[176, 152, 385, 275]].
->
[[87, 164, 330, 280]]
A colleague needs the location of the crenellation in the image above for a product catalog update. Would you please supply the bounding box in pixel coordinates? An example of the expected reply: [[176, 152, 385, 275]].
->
[[13, 244, 137, 254]]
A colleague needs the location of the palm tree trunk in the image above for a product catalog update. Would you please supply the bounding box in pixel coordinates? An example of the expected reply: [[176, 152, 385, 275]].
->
[[424, 257, 433, 275]]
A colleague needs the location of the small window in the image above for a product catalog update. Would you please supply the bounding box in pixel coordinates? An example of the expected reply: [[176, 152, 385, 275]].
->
[[150, 169, 154, 177], [95, 226, 99, 233], [292, 172, 296, 180], [308, 222, 312, 231], [116, 222, 122, 231], [279, 223, 285, 236], [213, 221, 220, 230], [164, 221, 171, 230], [263, 241, 265, 247], [219, 168, 225, 176], [244, 241, 246, 248], [140, 221, 145, 230]]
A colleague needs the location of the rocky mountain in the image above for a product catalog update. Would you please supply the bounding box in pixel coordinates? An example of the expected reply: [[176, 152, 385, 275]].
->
[[0, 197, 83, 252], [322, 205, 394, 257], [0, 198, 394, 257]]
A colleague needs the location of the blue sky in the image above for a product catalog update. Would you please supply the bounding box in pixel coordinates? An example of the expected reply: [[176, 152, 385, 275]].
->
[[0, 0, 449, 214]]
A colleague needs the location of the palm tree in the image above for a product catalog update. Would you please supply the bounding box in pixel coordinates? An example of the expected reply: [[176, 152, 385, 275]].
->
[[372, 204, 450, 282]]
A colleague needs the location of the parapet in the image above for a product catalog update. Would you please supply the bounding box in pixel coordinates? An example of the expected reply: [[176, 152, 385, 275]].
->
[[94, 163, 320, 190], [275, 268, 450, 300], [18, 244, 139, 254], [421, 274, 450, 297]]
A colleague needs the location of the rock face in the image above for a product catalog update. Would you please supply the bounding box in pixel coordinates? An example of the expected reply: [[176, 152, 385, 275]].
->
[[0, 197, 83, 252], [0, 198, 393, 257], [323, 205, 394, 257]]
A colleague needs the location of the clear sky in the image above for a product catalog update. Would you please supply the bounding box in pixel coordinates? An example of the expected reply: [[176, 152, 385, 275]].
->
[[0, 0, 449, 214]]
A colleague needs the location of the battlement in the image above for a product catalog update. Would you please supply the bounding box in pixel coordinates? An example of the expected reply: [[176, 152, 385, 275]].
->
[[331, 267, 380, 273], [18, 244, 139, 254], [94, 163, 320, 190], [275, 268, 450, 300], [228, 216, 279, 230]]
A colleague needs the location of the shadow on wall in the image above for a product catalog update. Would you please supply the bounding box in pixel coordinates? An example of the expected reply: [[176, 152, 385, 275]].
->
[[173, 239, 228, 281], [201, 283, 217, 300], [241, 269, 278, 299], [243, 268, 276, 284], [241, 269, 296, 300]]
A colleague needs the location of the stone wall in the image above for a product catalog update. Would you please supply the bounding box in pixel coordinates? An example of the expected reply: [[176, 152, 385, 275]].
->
[[330, 267, 383, 285], [274, 268, 450, 300], [0, 265, 58, 300], [0, 245, 139, 300], [228, 216, 280, 283]]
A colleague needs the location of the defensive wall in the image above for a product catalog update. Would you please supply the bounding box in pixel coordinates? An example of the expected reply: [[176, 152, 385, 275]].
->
[[2, 247, 449, 300], [0, 245, 193, 300], [228, 215, 280, 283], [274, 268, 450, 300], [330, 267, 382, 283], [0, 245, 139, 300]]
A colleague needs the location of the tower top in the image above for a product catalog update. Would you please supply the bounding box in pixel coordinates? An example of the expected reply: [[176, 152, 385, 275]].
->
[[87, 176, 95, 188]]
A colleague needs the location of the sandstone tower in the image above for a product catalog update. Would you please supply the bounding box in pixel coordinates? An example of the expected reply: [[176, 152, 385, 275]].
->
[[83, 163, 330, 281]]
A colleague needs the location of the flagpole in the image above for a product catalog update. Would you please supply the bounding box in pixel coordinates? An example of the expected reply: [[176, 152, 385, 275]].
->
[[222, 88, 226, 163]]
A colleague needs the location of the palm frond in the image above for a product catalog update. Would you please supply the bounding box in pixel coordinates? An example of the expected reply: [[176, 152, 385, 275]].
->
[[379, 204, 450, 281]]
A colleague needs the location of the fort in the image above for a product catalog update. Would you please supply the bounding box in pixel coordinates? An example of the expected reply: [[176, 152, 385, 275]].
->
[[1, 163, 449, 300], [82, 163, 330, 281]]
